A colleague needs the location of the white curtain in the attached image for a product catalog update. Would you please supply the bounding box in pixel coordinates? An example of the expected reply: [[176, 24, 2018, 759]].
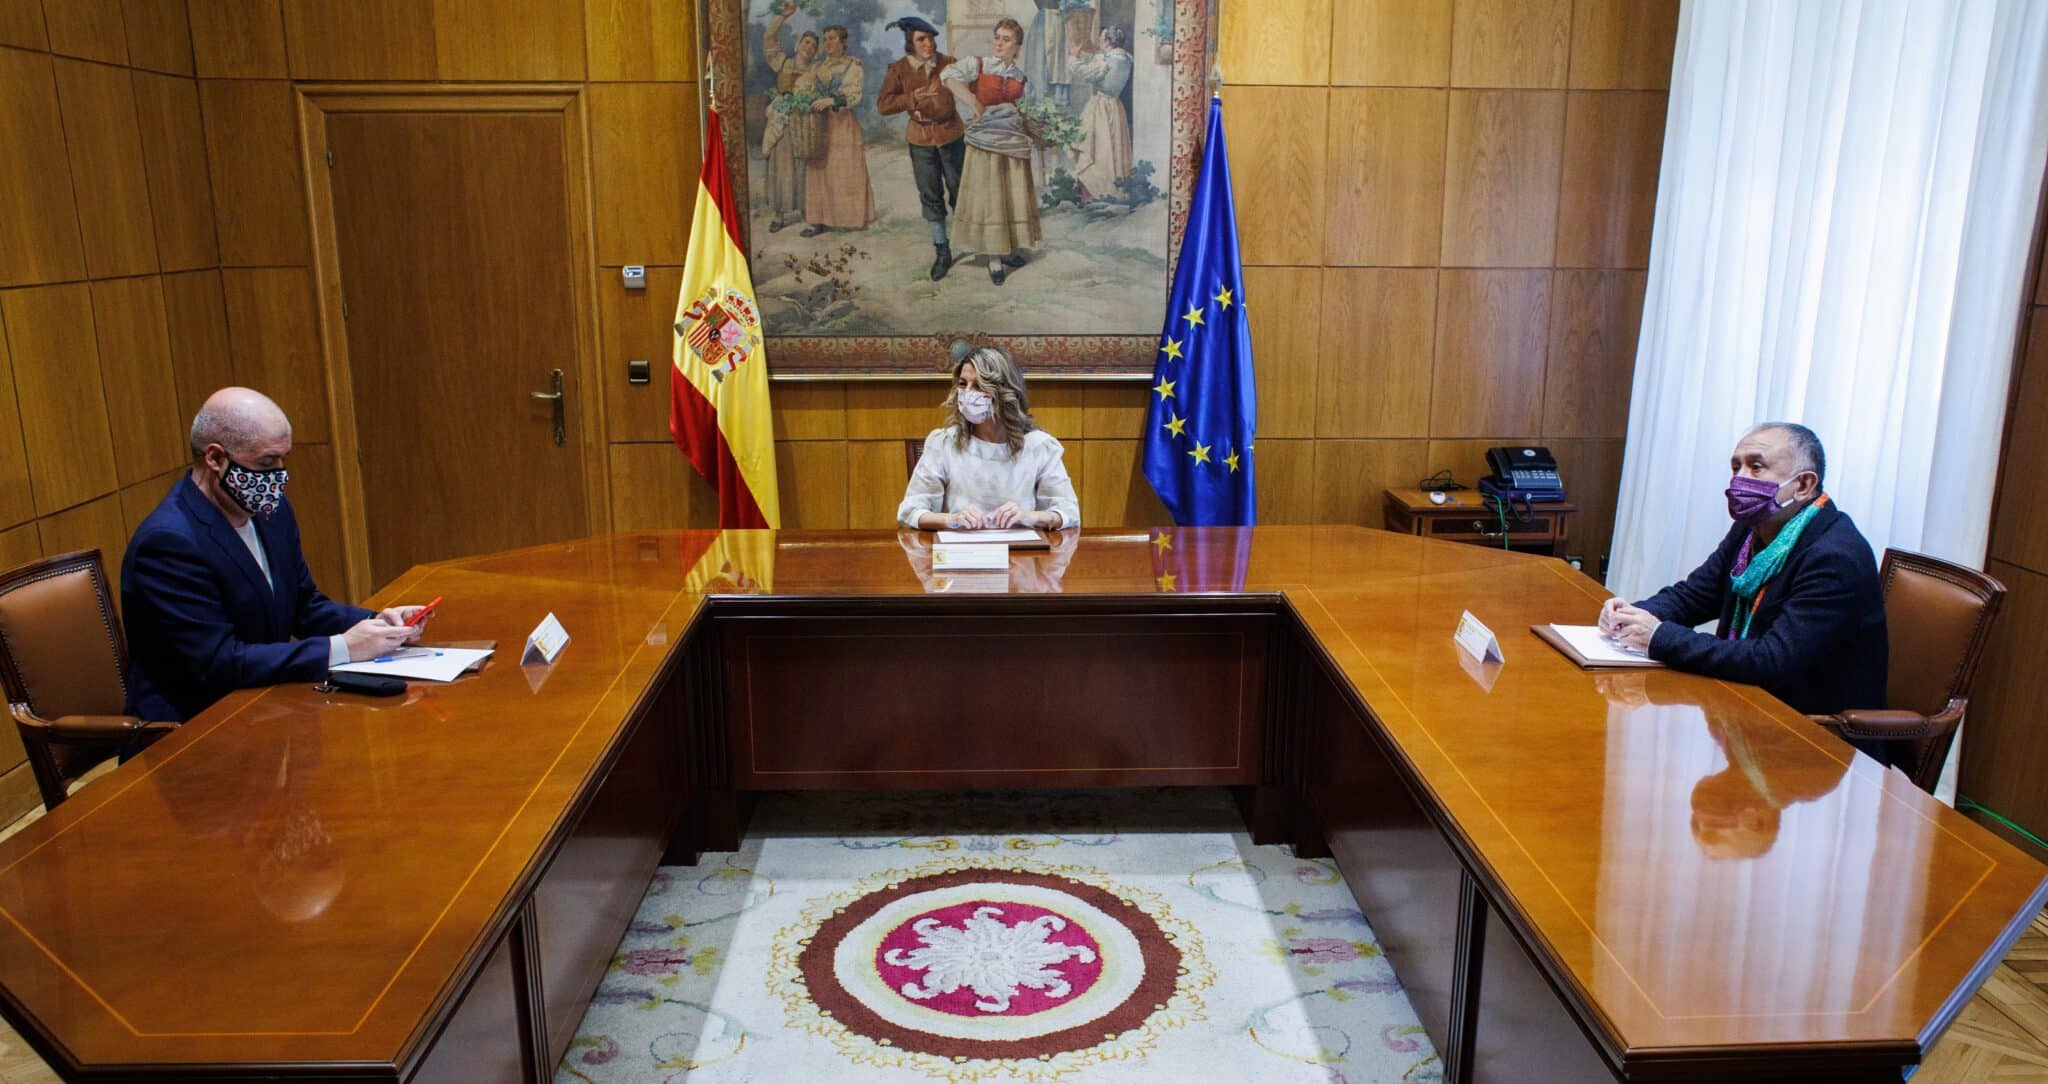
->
[[1609, 0, 2048, 606]]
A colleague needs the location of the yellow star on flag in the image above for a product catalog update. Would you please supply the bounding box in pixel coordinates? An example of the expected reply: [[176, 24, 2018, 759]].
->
[[1164, 412, 1187, 438], [1225, 448, 1241, 473], [1188, 441, 1212, 466], [1182, 303, 1205, 328], [1160, 337, 1184, 362], [1213, 285, 1233, 310], [1152, 532, 1173, 553], [1156, 570, 1178, 592], [1152, 377, 1176, 401]]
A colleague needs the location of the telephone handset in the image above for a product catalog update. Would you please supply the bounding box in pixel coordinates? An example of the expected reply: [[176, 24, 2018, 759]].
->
[[1483, 446, 1566, 501]]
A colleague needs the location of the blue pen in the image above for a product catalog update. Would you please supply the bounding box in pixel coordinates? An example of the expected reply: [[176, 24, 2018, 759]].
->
[[372, 649, 444, 663]]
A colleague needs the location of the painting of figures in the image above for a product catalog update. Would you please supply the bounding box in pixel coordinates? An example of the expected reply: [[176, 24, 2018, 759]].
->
[[723, 0, 1199, 370]]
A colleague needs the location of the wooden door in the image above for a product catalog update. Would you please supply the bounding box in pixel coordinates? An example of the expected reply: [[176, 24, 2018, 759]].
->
[[327, 112, 589, 588]]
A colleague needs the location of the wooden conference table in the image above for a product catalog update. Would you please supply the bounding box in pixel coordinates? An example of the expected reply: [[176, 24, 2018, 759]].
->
[[0, 527, 2040, 1082]]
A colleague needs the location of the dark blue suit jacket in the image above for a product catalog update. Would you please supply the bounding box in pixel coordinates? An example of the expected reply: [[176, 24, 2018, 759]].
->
[[122, 477, 373, 722], [1636, 501, 1887, 717]]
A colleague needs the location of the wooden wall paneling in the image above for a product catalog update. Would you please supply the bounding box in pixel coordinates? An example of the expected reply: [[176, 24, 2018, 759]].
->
[[0, 49, 86, 287], [89, 276, 186, 484], [0, 322, 33, 528], [1324, 88, 1446, 267], [0, 523, 39, 568], [1961, 560, 2048, 841], [585, 0, 694, 82], [1430, 270, 1550, 436], [845, 440, 905, 529], [1244, 266, 1321, 438], [283, 441, 348, 591], [0, 0, 46, 49], [1254, 437, 1314, 524], [1440, 90, 1565, 267], [1218, 0, 1332, 86], [52, 58, 159, 278], [844, 381, 945, 440], [186, 0, 287, 76], [1541, 269, 1643, 439], [199, 78, 311, 265], [432, 0, 584, 81], [1542, 436, 1623, 564], [774, 440, 848, 528], [279, 0, 436, 80], [771, 383, 847, 441], [1331, 0, 1450, 87], [1317, 267, 1436, 438], [162, 269, 233, 425], [1219, 85, 1326, 266], [588, 82, 699, 267], [1310, 438, 1428, 526], [132, 71, 219, 271], [1990, 320, 2048, 572], [1450, 0, 1569, 88], [35, 494, 128, 594], [40, 0, 126, 63], [1425, 436, 1538, 491], [1081, 382, 1148, 440], [1555, 90, 1665, 268], [1031, 382, 1084, 439], [221, 268, 329, 442], [1569, 0, 1680, 90], [1079, 439, 1169, 528], [119, 469, 177, 535], [121, 0, 194, 75], [598, 265, 683, 442], [607, 442, 715, 530], [2, 284, 119, 515]]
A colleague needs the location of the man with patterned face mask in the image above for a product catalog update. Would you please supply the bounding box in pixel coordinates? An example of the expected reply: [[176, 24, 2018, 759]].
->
[[1601, 423, 1888, 736], [122, 387, 430, 722]]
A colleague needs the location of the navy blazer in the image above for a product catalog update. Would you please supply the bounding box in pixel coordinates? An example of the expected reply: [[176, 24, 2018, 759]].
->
[[1636, 501, 1887, 718], [122, 477, 373, 722]]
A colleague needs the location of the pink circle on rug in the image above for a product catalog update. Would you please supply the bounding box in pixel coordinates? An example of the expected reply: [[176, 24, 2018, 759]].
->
[[873, 899, 1105, 1017]]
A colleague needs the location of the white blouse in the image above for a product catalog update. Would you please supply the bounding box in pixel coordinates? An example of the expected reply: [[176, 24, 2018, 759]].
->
[[897, 426, 1081, 529]]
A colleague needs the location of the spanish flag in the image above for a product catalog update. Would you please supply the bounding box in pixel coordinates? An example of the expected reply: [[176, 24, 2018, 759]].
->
[[671, 107, 780, 528]]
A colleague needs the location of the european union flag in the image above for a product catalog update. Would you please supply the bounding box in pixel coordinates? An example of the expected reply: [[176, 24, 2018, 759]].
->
[[1142, 97, 1255, 526]]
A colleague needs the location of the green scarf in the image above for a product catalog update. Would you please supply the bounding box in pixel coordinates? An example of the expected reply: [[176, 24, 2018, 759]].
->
[[1728, 500, 1824, 639]]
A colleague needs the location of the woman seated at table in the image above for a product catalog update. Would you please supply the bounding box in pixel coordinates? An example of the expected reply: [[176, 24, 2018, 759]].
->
[[897, 344, 1080, 531]]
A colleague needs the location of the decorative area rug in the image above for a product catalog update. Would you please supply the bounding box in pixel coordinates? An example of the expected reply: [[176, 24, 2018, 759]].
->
[[555, 789, 1442, 1083]]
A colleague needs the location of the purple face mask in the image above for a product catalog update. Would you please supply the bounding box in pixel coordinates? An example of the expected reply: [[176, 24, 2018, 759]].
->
[[1725, 474, 1790, 525]]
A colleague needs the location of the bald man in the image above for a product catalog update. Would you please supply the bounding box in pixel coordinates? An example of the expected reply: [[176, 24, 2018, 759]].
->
[[122, 388, 430, 722]]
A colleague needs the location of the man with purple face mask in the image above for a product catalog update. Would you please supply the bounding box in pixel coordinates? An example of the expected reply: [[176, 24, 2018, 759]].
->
[[1601, 423, 1888, 750], [121, 387, 432, 723]]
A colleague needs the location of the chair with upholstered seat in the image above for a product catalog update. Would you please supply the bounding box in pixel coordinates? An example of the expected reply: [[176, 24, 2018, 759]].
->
[[1810, 549, 2005, 792], [0, 550, 177, 810]]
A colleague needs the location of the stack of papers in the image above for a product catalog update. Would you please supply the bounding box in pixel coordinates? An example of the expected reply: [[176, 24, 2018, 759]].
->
[[331, 645, 494, 683], [935, 528, 1049, 549], [1536, 624, 1662, 669]]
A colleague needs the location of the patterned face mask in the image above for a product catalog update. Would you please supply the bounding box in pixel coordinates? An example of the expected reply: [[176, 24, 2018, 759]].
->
[[958, 388, 994, 425], [222, 459, 288, 518]]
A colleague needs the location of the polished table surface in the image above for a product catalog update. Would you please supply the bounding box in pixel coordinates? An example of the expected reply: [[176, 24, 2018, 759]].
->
[[0, 527, 2040, 1074]]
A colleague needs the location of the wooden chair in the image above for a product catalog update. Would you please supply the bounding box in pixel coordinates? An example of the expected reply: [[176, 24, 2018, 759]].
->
[[1810, 549, 2005, 793], [904, 437, 926, 478], [0, 550, 176, 810]]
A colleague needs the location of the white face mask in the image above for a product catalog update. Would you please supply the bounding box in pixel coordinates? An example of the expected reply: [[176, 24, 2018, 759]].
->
[[958, 387, 993, 425]]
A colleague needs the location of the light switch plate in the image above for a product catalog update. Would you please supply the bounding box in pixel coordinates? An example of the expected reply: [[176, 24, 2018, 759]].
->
[[622, 265, 647, 290]]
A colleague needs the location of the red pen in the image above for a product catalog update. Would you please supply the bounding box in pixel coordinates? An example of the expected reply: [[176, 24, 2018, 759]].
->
[[404, 596, 443, 627]]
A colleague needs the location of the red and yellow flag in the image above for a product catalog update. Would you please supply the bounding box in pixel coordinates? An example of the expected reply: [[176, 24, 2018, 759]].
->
[[671, 107, 779, 528]]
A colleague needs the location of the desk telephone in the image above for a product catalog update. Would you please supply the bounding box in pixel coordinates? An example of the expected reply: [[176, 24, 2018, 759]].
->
[[1482, 446, 1567, 503]]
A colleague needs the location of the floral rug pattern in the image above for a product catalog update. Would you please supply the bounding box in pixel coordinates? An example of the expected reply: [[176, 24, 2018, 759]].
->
[[555, 789, 1442, 1083]]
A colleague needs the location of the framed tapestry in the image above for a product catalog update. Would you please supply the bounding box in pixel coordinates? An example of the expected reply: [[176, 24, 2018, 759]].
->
[[705, 0, 1216, 376]]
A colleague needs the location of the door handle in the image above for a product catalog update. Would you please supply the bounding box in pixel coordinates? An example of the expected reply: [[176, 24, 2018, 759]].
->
[[530, 368, 565, 446]]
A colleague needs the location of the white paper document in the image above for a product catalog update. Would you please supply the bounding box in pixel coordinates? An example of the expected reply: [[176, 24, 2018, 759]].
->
[[931, 543, 1010, 571], [935, 528, 1047, 547], [332, 645, 493, 683], [1547, 624, 1649, 664]]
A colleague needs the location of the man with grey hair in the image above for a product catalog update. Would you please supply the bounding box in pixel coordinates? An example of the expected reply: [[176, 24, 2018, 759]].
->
[[122, 387, 430, 722], [1601, 423, 1889, 749]]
